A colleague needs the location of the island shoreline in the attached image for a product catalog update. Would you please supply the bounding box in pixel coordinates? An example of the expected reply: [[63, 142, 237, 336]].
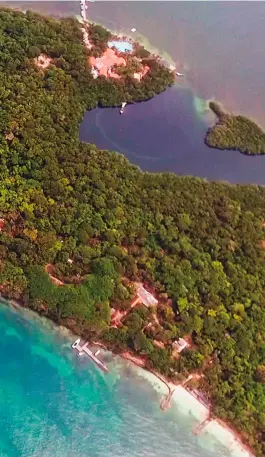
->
[[0, 7, 261, 457], [2, 296, 255, 457]]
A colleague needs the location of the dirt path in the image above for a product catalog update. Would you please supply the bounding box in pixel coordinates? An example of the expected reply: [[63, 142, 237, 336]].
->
[[45, 264, 64, 286]]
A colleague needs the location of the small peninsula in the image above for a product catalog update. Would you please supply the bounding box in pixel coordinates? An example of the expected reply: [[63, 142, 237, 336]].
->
[[205, 101, 265, 155], [81, 22, 175, 106], [0, 7, 265, 457]]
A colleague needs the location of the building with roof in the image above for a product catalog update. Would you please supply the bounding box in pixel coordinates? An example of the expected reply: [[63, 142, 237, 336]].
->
[[90, 48, 126, 78], [172, 338, 189, 353], [133, 65, 150, 82], [136, 284, 158, 308], [35, 54, 52, 70]]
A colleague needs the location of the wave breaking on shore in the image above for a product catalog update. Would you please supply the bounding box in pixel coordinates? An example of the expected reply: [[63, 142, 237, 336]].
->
[[125, 360, 254, 457], [1, 299, 254, 457]]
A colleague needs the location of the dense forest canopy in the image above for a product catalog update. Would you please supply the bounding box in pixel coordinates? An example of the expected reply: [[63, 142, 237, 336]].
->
[[205, 101, 265, 155], [1, 8, 265, 456]]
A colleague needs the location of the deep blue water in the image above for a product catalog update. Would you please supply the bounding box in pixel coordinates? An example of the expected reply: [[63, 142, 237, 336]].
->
[[80, 87, 265, 184], [6, 1, 265, 183], [0, 3, 263, 456], [0, 303, 232, 457], [78, 1, 265, 184]]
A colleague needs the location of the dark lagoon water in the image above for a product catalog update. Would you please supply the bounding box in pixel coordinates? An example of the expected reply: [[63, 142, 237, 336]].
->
[[5, 1, 265, 183], [0, 3, 262, 456], [78, 2, 265, 184], [80, 86, 265, 184]]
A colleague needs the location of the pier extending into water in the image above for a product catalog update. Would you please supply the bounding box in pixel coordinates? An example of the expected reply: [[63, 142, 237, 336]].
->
[[72, 339, 108, 372], [193, 416, 211, 436], [160, 389, 175, 411], [80, 0, 88, 22]]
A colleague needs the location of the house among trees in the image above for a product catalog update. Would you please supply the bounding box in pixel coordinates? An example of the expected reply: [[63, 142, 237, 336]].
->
[[172, 338, 189, 353], [136, 284, 158, 308], [133, 65, 150, 82], [35, 54, 52, 70], [89, 49, 126, 79]]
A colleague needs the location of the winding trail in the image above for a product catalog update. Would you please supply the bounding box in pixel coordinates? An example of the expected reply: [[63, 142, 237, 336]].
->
[[45, 264, 64, 286]]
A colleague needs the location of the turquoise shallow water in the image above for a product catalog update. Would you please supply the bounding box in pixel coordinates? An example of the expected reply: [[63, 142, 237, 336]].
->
[[0, 4, 260, 455], [0, 302, 233, 457]]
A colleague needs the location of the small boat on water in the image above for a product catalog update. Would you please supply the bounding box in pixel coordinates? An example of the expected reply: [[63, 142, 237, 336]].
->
[[72, 338, 81, 349], [95, 349, 100, 357], [71, 339, 108, 372], [176, 72, 184, 77], [120, 102, 127, 114]]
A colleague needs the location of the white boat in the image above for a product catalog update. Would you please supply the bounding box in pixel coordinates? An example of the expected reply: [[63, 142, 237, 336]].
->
[[95, 349, 101, 357], [120, 102, 127, 115], [176, 72, 184, 77], [72, 338, 81, 349], [78, 352, 84, 356], [131, 28, 136, 33]]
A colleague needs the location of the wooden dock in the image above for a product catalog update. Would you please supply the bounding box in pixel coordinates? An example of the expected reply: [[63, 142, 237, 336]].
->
[[193, 417, 210, 436], [160, 389, 175, 411], [72, 339, 108, 372], [80, 0, 87, 21]]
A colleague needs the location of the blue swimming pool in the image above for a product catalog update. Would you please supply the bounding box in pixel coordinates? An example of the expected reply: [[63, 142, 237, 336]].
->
[[108, 40, 133, 53]]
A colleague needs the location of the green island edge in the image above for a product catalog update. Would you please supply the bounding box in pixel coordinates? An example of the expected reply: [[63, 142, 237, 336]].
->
[[0, 7, 265, 456], [205, 101, 265, 155]]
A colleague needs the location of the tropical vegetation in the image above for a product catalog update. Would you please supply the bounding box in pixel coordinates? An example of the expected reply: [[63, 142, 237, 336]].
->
[[205, 101, 265, 155], [0, 8, 265, 456]]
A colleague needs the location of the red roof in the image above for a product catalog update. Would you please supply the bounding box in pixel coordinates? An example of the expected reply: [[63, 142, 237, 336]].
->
[[90, 49, 126, 78]]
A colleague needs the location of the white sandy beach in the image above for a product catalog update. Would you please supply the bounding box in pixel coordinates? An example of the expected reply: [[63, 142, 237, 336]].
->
[[3, 299, 255, 457], [125, 360, 254, 457], [203, 421, 254, 457]]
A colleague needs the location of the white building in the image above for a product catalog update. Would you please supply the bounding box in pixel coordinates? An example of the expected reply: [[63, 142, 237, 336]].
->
[[136, 284, 158, 307], [173, 338, 189, 353]]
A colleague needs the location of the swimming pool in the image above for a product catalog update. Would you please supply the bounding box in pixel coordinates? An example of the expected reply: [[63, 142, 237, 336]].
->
[[108, 40, 133, 53]]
